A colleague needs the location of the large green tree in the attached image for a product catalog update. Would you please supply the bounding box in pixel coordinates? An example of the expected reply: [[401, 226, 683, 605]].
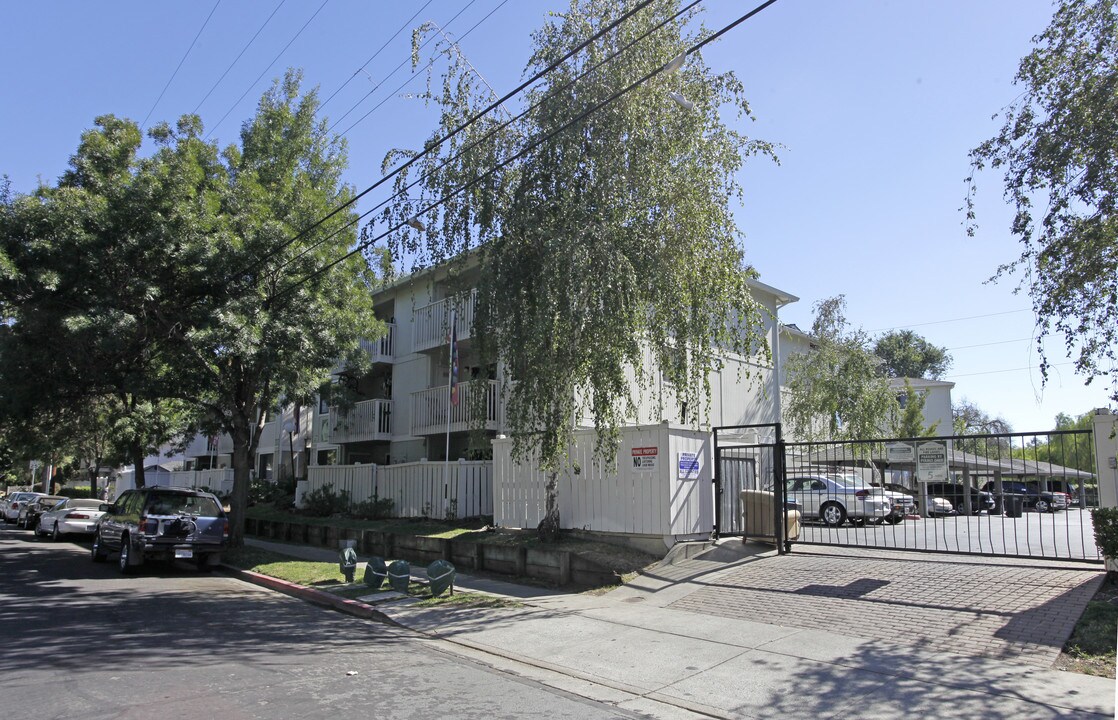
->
[[380, 1, 774, 538], [873, 330, 951, 380], [967, 0, 1118, 404], [0, 70, 381, 545], [784, 296, 897, 442]]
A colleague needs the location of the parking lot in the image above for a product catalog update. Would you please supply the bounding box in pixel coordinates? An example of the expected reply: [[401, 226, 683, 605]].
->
[[796, 508, 1102, 561]]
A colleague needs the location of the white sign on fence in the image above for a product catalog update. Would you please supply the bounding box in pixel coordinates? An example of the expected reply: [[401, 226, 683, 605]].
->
[[631, 446, 658, 471], [916, 440, 949, 483], [677, 451, 700, 480], [886, 442, 915, 464]]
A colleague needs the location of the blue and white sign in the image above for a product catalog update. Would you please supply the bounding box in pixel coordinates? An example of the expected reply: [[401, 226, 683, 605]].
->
[[678, 451, 701, 480]]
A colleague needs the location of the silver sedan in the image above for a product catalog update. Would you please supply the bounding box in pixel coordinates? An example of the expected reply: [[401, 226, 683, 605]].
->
[[35, 498, 106, 541]]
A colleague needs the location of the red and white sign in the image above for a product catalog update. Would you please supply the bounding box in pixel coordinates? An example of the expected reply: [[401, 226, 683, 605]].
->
[[631, 446, 658, 471]]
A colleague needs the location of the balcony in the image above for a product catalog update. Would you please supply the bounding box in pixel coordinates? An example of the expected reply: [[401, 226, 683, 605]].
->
[[327, 399, 393, 444], [360, 323, 396, 363], [412, 290, 476, 353], [411, 380, 502, 436]]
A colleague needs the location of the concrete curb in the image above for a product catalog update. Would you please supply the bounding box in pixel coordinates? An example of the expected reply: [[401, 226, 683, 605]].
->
[[220, 564, 392, 623]]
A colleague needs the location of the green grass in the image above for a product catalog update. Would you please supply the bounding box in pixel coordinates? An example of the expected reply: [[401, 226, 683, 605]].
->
[[225, 545, 520, 609], [1059, 580, 1118, 678]]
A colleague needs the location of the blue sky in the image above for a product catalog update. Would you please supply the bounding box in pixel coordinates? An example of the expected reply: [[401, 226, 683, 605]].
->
[[2, 0, 1109, 432]]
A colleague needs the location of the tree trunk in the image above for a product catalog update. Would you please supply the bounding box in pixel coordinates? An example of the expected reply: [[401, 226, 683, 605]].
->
[[131, 442, 146, 488], [228, 421, 253, 549], [88, 467, 99, 500], [537, 470, 560, 543]]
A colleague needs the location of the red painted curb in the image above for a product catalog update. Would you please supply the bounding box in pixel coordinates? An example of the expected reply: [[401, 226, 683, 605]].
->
[[221, 565, 389, 622]]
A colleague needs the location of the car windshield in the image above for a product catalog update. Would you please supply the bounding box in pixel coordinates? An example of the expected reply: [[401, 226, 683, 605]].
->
[[146, 493, 221, 517]]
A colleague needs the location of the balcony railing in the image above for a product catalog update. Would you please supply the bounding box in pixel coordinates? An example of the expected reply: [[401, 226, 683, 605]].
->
[[411, 380, 502, 436], [327, 399, 393, 444], [412, 290, 476, 353], [360, 323, 396, 362]]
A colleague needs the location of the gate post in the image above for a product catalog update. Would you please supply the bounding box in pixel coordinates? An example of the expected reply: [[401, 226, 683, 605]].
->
[[712, 438, 723, 541], [774, 424, 787, 555], [1095, 409, 1118, 509]]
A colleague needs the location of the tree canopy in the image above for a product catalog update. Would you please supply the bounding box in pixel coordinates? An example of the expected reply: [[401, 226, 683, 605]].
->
[[378, 0, 775, 538], [0, 70, 382, 545], [873, 330, 951, 380], [967, 0, 1118, 404], [783, 296, 896, 442]]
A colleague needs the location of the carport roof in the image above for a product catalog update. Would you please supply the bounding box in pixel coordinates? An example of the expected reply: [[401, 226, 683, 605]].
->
[[790, 445, 1095, 479]]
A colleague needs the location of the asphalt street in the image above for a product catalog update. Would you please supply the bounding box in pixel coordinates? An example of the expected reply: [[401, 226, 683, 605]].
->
[[0, 526, 644, 720]]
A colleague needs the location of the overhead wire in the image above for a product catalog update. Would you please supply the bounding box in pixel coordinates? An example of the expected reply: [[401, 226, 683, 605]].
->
[[318, 0, 436, 112], [142, 0, 222, 128], [192, 0, 288, 115], [269, 0, 781, 305], [236, 0, 659, 280], [326, 0, 486, 135], [275, 0, 705, 275], [204, 0, 332, 140]]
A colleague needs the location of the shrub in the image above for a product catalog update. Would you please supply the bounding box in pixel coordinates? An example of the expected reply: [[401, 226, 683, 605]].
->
[[57, 486, 94, 499], [302, 483, 350, 517], [348, 496, 395, 520], [1092, 508, 1118, 558]]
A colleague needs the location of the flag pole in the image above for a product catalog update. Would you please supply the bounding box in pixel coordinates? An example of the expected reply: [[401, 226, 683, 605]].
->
[[444, 309, 456, 516]]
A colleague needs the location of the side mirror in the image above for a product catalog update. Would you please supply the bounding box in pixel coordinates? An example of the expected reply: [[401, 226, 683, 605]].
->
[[101, 503, 115, 513]]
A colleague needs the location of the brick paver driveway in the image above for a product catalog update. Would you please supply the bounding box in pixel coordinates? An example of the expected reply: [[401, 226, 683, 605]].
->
[[667, 545, 1105, 667]]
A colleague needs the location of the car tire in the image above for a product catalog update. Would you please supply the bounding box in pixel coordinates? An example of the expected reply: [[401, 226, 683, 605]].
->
[[1035, 499, 1049, 513], [51, 523, 61, 542], [118, 534, 136, 575], [820, 502, 847, 527], [850, 517, 867, 527], [91, 531, 108, 563], [884, 514, 903, 525]]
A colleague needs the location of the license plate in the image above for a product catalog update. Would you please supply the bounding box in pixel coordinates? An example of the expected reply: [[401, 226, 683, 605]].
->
[[174, 548, 193, 559]]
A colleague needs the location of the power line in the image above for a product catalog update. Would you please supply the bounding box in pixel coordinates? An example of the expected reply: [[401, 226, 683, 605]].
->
[[947, 337, 1033, 351], [241, 0, 659, 279], [870, 308, 1032, 333], [204, 0, 332, 140], [192, 0, 288, 115], [945, 361, 1075, 379], [277, 0, 705, 275], [271, 0, 781, 304], [142, 0, 221, 128], [327, 0, 486, 135], [319, 0, 436, 112]]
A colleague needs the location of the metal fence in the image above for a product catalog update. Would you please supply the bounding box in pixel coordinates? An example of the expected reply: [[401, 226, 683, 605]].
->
[[782, 430, 1101, 563]]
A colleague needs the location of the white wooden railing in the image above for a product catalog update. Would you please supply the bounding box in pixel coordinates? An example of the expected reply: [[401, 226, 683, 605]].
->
[[412, 290, 476, 352], [360, 323, 396, 362], [305, 460, 492, 518], [327, 399, 393, 443], [410, 380, 501, 436], [167, 468, 236, 496]]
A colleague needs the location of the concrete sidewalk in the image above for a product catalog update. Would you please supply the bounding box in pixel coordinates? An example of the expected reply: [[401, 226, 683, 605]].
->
[[241, 537, 1114, 719]]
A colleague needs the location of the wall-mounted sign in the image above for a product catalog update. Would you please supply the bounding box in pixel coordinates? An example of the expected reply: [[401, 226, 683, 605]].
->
[[916, 440, 949, 484], [631, 446, 658, 471], [678, 451, 700, 480], [886, 442, 915, 464]]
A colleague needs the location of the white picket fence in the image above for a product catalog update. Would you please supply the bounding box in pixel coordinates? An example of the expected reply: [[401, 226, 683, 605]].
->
[[305, 460, 492, 519], [114, 468, 235, 499]]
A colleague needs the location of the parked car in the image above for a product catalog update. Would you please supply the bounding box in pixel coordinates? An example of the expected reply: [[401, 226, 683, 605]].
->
[[34, 498, 107, 540], [924, 483, 995, 515], [17, 496, 66, 529], [880, 483, 955, 517], [980, 481, 1068, 513], [92, 487, 229, 573], [2, 492, 45, 523], [828, 473, 911, 523], [785, 475, 896, 527], [1029, 479, 1081, 507]]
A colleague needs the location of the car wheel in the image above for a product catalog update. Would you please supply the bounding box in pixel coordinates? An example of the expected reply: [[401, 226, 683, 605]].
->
[[118, 534, 135, 575], [91, 531, 108, 563], [884, 514, 903, 525], [820, 502, 847, 527], [850, 517, 867, 527], [1035, 499, 1049, 513], [51, 523, 61, 542]]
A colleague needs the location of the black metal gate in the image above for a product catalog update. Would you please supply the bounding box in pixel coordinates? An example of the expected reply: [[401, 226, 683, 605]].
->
[[780, 429, 1102, 564], [713, 424, 790, 553]]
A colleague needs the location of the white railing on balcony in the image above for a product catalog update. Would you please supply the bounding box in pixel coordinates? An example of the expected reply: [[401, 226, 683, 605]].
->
[[411, 380, 501, 436], [360, 323, 396, 362], [412, 290, 476, 353], [327, 399, 393, 443]]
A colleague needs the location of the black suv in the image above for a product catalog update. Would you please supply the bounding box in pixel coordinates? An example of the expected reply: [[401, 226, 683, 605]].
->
[[924, 483, 996, 515], [92, 487, 228, 574]]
